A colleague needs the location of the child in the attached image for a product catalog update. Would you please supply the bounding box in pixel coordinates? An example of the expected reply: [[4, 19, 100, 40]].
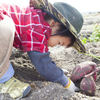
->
[[0, 0, 86, 99]]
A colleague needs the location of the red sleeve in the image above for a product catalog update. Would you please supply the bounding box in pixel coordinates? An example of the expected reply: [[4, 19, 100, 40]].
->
[[0, 10, 4, 20]]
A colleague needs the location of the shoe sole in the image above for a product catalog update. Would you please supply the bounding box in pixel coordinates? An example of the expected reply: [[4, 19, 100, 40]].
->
[[20, 86, 31, 99]]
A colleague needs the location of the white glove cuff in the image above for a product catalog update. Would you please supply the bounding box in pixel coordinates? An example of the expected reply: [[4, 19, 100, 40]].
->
[[65, 78, 79, 92]]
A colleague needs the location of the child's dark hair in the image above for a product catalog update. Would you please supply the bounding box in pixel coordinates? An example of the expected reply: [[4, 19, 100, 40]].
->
[[44, 14, 76, 47]]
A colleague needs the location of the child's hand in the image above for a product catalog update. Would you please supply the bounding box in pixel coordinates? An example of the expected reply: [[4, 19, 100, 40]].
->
[[65, 78, 79, 92]]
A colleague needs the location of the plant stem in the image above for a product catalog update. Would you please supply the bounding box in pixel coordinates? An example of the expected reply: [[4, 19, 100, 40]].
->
[[78, 52, 100, 61], [84, 67, 100, 77]]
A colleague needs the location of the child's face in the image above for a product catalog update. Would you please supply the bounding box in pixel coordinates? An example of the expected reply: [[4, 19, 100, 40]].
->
[[48, 35, 71, 47], [47, 20, 71, 47]]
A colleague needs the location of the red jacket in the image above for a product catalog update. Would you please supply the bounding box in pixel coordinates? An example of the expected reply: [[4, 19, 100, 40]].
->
[[0, 4, 51, 53]]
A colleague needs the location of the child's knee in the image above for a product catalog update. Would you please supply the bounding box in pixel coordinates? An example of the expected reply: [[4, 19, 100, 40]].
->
[[0, 15, 15, 37], [0, 15, 15, 77]]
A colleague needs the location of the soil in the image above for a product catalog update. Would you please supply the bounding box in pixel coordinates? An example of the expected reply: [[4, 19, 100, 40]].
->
[[1, 13, 100, 100]]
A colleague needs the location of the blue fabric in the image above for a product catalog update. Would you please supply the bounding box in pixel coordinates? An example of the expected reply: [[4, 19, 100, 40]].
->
[[0, 63, 14, 83], [27, 51, 68, 87]]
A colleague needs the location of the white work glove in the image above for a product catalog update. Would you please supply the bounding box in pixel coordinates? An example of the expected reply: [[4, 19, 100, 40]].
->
[[65, 78, 79, 92]]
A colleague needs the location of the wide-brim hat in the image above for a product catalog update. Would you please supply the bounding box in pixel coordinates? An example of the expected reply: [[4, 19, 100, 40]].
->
[[30, 0, 86, 53]]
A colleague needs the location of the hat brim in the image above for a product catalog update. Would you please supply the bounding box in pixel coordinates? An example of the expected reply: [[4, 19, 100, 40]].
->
[[30, 0, 86, 53]]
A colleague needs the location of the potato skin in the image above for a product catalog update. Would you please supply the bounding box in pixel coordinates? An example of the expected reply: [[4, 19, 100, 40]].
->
[[80, 76, 96, 96]]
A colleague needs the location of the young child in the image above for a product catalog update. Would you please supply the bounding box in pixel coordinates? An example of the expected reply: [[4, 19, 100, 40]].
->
[[0, 0, 86, 99]]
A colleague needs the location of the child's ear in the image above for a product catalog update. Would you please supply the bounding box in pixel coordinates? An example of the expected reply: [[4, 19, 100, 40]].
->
[[49, 20, 55, 27], [49, 20, 61, 27]]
